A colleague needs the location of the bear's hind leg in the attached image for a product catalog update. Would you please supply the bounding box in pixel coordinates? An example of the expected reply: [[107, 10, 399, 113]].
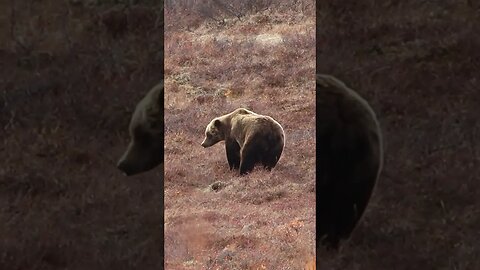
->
[[262, 156, 278, 171], [239, 157, 256, 175], [262, 147, 283, 171], [317, 186, 342, 250], [239, 143, 259, 175]]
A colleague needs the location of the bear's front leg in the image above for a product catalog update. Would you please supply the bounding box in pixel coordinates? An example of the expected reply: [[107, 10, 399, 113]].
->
[[225, 139, 241, 170]]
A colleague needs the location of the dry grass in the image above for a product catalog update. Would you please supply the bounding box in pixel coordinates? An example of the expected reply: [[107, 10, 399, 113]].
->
[[0, 1, 164, 269], [164, 3, 316, 269], [316, 1, 480, 269], [2, 0, 475, 269]]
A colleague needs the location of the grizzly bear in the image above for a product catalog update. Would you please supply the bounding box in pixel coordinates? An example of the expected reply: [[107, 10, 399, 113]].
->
[[117, 80, 164, 176], [316, 74, 383, 250], [201, 108, 285, 175]]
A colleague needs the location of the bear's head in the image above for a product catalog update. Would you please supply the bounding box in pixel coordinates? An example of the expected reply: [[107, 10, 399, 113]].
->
[[117, 81, 164, 176], [201, 118, 224, 148]]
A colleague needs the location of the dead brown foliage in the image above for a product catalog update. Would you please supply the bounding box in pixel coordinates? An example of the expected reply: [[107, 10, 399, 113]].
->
[[165, 0, 314, 32], [164, 5, 315, 270]]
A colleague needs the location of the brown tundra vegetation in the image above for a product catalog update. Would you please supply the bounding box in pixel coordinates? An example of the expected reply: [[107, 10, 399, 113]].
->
[[0, 0, 164, 269], [164, 0, 316, 269], [1, 0, 478, 269]]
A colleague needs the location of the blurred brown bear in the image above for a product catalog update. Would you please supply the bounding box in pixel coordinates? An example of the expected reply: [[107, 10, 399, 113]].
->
[[316, 74, 384, 250], [117, 80, 164, 176]]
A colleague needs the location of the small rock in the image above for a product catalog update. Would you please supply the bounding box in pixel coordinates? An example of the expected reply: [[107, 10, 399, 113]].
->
[[216, 248, 235, 262], [209, 181, 227, 192], [241, 223, 255, 234]]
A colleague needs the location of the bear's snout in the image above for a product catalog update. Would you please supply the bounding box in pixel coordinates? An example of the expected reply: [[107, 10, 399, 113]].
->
[[201, 140, 213, 148]]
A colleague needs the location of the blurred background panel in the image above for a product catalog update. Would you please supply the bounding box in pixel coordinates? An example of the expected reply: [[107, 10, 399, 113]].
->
[[164, 0, 316, 268], [0, 1, 164, 269], [317, 1, 480, 269]]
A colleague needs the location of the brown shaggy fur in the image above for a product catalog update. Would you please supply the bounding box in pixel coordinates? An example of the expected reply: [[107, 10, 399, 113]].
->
[[316, 74, 384, 250], [201, 108, 285, 175]]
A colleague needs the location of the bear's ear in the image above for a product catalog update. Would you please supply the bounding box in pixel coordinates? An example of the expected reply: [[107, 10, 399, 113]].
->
[[213, 119, 222, 128]]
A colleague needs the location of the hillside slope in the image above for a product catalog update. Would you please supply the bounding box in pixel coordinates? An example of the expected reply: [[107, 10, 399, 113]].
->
[[164, 10, 316, 269]]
